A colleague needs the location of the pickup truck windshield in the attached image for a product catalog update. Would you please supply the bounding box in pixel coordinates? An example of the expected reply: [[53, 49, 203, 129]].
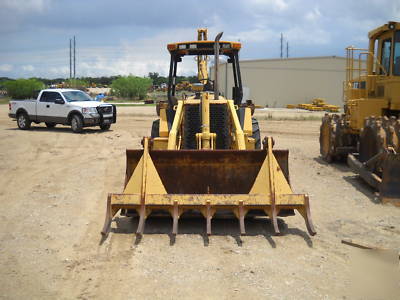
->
[[62, 91, 93, 102]]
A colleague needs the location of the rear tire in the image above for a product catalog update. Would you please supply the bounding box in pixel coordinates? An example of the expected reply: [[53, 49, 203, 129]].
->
[[252, 117, 261, 149], [100, 124, 111, 130], [17, 112, 31, 130], [71, 114, 83, 133], [45, 122, 56, 128], [151, 119, 160, 138]]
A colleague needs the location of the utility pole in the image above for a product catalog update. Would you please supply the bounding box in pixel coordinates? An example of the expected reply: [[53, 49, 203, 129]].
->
[[286, 41, 289, 58], [69, 38, 72, 79], [73, 36, 76, 79], [280, 33, 283, 59]]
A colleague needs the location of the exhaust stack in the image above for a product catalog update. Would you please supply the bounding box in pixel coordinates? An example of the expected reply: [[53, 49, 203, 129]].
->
[[213, 32, 223, 100]]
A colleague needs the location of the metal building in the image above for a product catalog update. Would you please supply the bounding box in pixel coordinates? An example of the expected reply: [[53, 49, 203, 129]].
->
[[215, 56, 348, 108]]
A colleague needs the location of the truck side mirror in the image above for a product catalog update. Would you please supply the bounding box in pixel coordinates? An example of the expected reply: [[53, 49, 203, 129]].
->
[[55, 98, 65, 104]]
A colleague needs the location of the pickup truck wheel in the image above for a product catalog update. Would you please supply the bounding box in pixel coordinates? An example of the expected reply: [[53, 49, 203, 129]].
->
[[100, 124, 111, 130], [71, 115, 83, 133], [45, 122, 56, 128], [17, 112, 31, 130]]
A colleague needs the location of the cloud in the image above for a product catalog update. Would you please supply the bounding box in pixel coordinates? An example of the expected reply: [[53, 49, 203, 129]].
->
[[248, 0, 288, 11], [226, 28, 275, 43], [305, 7, 322, 21], [0, 64, 13, 72], [21, 65, 35, 71], [1, 0, 400, 78], [3, 0, 49, 12], [74, 28, 199, 77]]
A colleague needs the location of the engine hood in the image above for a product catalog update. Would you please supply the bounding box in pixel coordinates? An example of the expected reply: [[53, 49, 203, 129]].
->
[[70, 101, 112, 108]]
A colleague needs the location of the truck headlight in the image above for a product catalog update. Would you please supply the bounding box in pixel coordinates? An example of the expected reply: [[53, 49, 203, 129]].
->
[[82, 107, 98, 114]]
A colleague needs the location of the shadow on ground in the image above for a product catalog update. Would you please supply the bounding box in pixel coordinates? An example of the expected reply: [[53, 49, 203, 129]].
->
[[5, 125, 111, 134], [314, 156, 380, 204], [101, 215, 313, 248], [313, 156, 351, 173], [343, 175, 380, 204]]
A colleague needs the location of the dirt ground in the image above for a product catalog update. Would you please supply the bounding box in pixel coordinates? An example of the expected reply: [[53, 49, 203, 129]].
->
[[0, 105, 398, 299]]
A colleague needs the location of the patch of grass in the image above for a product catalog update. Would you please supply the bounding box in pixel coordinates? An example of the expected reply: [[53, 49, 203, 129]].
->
[[0, 97, 11, 105]]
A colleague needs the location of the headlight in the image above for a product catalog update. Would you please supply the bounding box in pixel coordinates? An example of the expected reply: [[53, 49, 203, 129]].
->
[[82, 107, 98, 114]]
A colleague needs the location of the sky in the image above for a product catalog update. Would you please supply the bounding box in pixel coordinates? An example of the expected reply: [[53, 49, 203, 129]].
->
[[1, 0, 399, 79]]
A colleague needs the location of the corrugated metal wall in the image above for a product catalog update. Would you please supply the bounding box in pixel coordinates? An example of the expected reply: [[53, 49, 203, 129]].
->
[[213, 56, 348, 107]]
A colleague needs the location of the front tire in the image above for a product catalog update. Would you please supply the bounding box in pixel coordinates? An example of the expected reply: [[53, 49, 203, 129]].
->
[[71, 115, 83, 133], [320, 115, 334, 163], [45, 122, 56, 128], [17, 112, 31, 130], [100, 124, 111, 130]]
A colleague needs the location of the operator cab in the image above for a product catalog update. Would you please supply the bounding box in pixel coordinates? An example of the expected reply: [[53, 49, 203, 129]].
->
[[166, 40, 243, 106], [369, 21, 400, 76]]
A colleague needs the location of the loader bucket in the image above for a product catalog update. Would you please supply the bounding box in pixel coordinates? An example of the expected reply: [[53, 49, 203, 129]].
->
[[380, 153, 400, 207], [102, 138, 316, 237], [124, 149, 290, 194]]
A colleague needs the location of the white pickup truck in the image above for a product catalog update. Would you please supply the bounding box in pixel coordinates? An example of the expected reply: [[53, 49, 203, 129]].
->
[[8, 89, 116, 133]]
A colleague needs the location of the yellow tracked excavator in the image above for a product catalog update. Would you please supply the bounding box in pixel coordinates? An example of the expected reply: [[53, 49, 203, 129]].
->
[[101, 29, 316, 238], [320, 21, 400, 206]]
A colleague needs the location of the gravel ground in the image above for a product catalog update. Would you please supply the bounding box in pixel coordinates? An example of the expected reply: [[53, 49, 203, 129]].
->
[[0, 105, 398, 299]]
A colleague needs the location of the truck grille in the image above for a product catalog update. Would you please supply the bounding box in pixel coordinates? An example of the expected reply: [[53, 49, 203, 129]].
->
[[97, 106, 112, 114]]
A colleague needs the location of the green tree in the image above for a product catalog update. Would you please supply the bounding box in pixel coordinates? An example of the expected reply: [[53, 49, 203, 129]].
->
[[148, 72, 168, 86], [65, 78, 89, 90], [4, 78, 45, 99], [111, 75, 152, 99]]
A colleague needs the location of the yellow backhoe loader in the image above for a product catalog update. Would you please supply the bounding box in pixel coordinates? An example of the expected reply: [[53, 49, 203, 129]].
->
[[320, 21, 400, 206], [101, 29, 316, 238]]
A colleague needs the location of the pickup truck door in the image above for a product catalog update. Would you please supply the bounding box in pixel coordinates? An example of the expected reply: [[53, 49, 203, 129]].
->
[[37, 91, 69, 123], [36, 91, 53, 122]]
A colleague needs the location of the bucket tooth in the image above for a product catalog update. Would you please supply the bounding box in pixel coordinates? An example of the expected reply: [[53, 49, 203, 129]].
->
[[296, 195, 316, 236], [238, 201, 246, 235], [172, 200, 179, 235], [201, 201, 215, 235], [136, 205, 147, 236], [101, 193, 113, 236], [265, 206, 280, 235], [205, 201, 213, 235]]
